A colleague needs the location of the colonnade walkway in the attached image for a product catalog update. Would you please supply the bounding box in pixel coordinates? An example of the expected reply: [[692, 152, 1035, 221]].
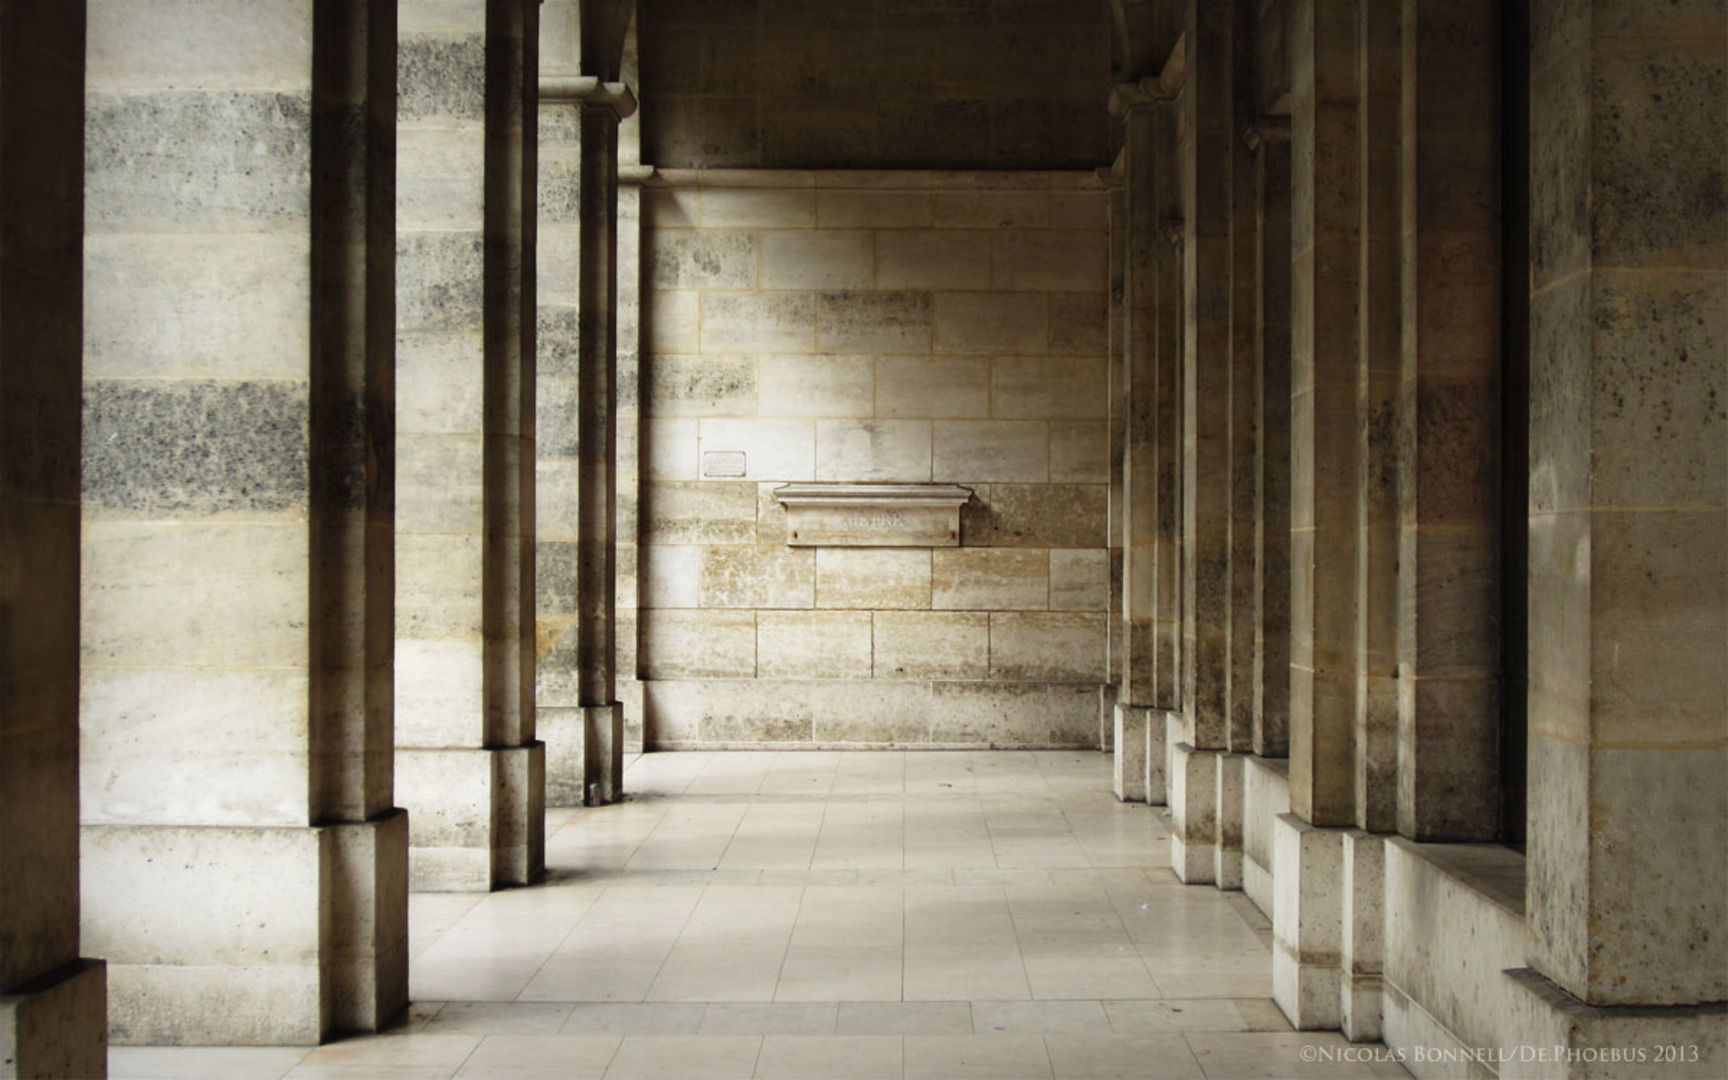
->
[[109, 752, 1410, 1079]]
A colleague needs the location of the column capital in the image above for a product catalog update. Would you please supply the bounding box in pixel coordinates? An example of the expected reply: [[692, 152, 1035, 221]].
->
[[540, 75, 638, 119], [1108, 77, 1173, 119], [1240, 116, 1291, 151]]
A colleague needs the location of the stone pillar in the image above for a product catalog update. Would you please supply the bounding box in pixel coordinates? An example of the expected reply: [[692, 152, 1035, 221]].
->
[[1109, 81, 1175, 803], [1275, 0, 1358, 1031], [616, 161, 649, 758], [396, 0, 544, 891], [81, 0, 406, 1043], [0, 4, 108, 1074], [1525, 0, 1727, 1011], [1252, 127, 1292, 761], [574, 84, 631, 805], [1104, 173, 1128, 753], [1352, 0, 1400, 836], [1286, 0, 1360, 829], [535, 0, 633, 808], [1395, 0, 1501, 842]]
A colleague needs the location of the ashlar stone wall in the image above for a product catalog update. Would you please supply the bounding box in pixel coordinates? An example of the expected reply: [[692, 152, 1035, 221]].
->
[[638, 171, 1113, 748]]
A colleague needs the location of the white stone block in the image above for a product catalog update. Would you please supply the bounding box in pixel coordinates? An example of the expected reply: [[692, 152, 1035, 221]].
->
[[758, 354, 874, 417], [933, 291, 1048, 355], [931, 420, 1048, 482], [815, 419, 933, 482], [817, 548, 933, 610], [872, 611, 987, 680], [1340, 830, 1385, 1042], [875, 357, 990, 419], [758, 610, 873, 679], [646, 418, 700, 480], [1214, 754, 1246, 891], [1113, 703, 1147, 802], [874, 229, 993, 290], [1169, 743, 1218, 885], [760, 229, 874, 289], [1272, 813, 1343, 1030], [931, 549, 1048, 611], [698, 418, 815, 481]]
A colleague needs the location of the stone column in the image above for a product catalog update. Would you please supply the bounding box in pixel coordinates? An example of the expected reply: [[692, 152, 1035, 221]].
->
[[1525, 0, 1727, 1013], [81, 0, 406, 1043], [1252, 126, 1292, 761], [1352, 0, 1400, 837], [616, 180, 649, 758], [1395, 0, 1501, 842], [1104, 170, 1127, 753], [0, 4, 108, 1074], [1171, 0, 1240, 884], [1109, 78, 1180, 805], [535, 0, 634, 808], [1285, 0, 1360, 830], [1275, 0, 1360, 1031], [396, 0, 544, 891]]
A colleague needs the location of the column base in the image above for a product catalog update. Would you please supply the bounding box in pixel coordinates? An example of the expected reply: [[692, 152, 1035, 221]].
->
[[540, 707, 585, 808], [1340, 830, 1386, 1043], [1113, 704, 1150, 802], [1144, 710, 1168, 805], [1170, 743, 1219, 884], [0, 960, 106, 1079], [324, 810, 409, 1035], [84, 815, 410, 1045], [397, 744, 544, 891], [1099, 684, 1118, 751], [583, 703, 625, 806], [1214, 754, 1246, 889], [1498, 969, 1728, 1080], [1272, 813, 1343, 1030]]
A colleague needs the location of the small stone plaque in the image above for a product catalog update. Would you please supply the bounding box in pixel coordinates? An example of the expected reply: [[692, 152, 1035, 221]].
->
[[773, 484, 973, 547], [702, 450, 747, 478]]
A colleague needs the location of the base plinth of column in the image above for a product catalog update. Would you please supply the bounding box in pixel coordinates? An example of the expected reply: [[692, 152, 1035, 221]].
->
[[583, 704, 625, 806], [398, 744, 544, 891], [1339, 830, 1386, 1043], [0, 960, 106, 1079], [1272, 813, 1343, 1030], [1214, 754, 1246, 889], [85, 814, 411, 1045], [1170, 743, 1219, 884], [1497, 969, 1728, 1080], [1113, 704, 1151, 802]]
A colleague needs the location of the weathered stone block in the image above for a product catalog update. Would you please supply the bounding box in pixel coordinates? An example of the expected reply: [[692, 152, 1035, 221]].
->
[[875, 357, 991, 418], [760, 229, 874, 289], [641, 481, 761, 545], [933, 291, 1048, 354], [815, 290, 934, 353], [874, 229, 993, 290], [872, 611, 988, 680], [758, 610, 873, 678], [640, 608, 757, 679], [699, 545, 816, 609], [758, 355, 874, 417], [701, 291, 816, 353], [817, 549, 933, 610], [932, 420, 1048, 482], [815, 419, 933, 482], [931, 548, 1048, 610], [698, 418, 815, 481], [988, 611, 1107, 682]]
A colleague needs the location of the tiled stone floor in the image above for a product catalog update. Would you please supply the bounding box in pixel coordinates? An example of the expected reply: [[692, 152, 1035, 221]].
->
[[110, 750, 1410, 1079]]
